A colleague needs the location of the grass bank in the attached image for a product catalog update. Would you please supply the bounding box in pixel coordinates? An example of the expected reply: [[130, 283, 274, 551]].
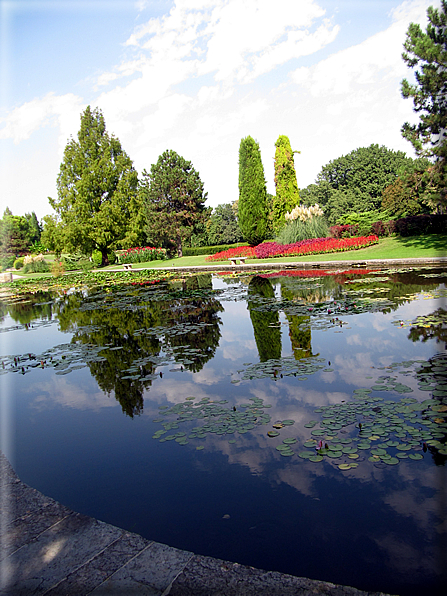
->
[[106, 234, 447, 269]]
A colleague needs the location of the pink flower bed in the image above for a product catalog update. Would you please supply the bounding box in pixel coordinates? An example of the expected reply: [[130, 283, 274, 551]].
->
[[206, 236, 379, 262], [255, 236, 379, 258]]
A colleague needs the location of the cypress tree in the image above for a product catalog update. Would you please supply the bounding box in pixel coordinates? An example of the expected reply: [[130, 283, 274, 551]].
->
[[238, 136, 268, 246], [273, 135, 300, 234]]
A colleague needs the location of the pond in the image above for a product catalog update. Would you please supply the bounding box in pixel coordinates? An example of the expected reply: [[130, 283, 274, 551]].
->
[[1, 266, 446, 596]]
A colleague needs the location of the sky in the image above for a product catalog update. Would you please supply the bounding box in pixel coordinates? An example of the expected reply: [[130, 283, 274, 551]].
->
[[0, 0, 441, 220]]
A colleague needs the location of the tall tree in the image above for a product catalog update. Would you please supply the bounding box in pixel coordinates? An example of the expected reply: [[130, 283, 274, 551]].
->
[[273, 135, 300, 234], [141, 150, 208, 257], [238, 136, 268, 246], [24, 212, 41, 244], [50, 106, 140, 265], [401, 0, 447, 211], [0, 208, 33, 255]]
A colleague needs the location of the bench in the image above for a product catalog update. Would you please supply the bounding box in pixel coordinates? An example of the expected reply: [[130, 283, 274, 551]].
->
[[123, 264, 132, 270], [229, 256, 247, 265]]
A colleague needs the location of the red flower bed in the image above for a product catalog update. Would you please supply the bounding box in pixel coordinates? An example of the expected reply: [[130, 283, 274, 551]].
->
[[255, 236, 378, 258], [206, 236, 378, 262], [205, 246, 256, 262]]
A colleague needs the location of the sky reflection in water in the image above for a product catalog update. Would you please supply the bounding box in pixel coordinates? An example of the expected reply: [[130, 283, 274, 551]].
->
[[1, 267, 446, 596]]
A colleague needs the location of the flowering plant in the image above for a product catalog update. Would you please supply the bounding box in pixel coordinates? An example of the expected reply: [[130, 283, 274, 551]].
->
[[285, 204, 324, 222], [205, 246, 255, 262], [118, 246, 167, 264]]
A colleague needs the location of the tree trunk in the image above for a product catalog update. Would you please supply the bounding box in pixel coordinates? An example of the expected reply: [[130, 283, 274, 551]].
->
[[176, 236, 183, 258], [101, 248, 109, 267]]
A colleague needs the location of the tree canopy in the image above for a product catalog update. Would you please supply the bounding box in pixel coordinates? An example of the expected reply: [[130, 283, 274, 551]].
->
[[273, 135, 300, 234], [301, 144, 417, 224], [49, 106, 140, 265], [141, 149, 208, 257], [238, 136, 269, 245], [0, 208, 40, 257], [400, 0, 447, 211], [207, 203, 243, 246]]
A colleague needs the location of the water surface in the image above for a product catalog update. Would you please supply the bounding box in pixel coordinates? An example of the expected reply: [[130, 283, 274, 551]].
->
[[1, 266, 446, 596]]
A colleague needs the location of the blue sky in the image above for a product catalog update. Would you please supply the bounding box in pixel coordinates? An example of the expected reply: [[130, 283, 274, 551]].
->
[[0, 0, 440, 219]]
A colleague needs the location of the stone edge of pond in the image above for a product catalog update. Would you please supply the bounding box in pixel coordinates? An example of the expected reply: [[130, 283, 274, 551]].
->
[[111, 256, 447, 274], [0, 452, 395, 596]]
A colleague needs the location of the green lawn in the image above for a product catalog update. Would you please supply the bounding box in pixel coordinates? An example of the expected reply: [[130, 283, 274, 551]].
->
[[104, 234, 447, 270], [10, 234, 447, 282]]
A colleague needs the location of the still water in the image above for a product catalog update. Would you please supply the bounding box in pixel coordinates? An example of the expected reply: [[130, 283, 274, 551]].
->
[[1, 266, 446, 596]]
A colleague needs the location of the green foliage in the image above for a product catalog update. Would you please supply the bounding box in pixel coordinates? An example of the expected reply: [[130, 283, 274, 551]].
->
[[63, 252, 94, 272], [91, 249, 115, 267], [273, 135, 300, 234], [276, 216, 329, 244], [1, 254, 15, 271], [207, 203, 243, 246], [23, 256, 50, 274], [238, 136, 269, 246], [400, 1, 447, 211], [13, 257, 25, 270], [25, 212, 41, 244], [301, 145, 418, 224], [247, 276, 281, 362], [183, 243, 242, 256], [0, 208, 34, 255], [141, 150, 208, 257], [49, 106, 141, 266], [338, 210, 393, 235]]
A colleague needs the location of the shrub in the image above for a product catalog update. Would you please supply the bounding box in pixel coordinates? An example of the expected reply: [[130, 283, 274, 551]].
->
[[22, 254, 50, 274], [91, 250, 103, 268], [1, 254, 15, 271], [14, 257, 25, 270], [183, 243, 247, 256], [393, 214, 447, 236], [329, 224, 359, 239], [51, 261, 66, 278], [63, 252, 94, 271]]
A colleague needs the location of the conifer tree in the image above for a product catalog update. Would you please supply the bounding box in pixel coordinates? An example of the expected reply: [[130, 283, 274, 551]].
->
[[273, 135, 300, 234], [238, 136, 268, 246], [50, 106, 141, 265], [401, 0, 447, 211]]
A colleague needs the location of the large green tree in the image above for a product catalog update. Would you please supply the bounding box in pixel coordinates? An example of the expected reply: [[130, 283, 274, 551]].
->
[[207, 203, 243, 245], [0, 208, 34, 255], [273, 135, 300, 234], [401, 0, 447, 211], [238, 136, 268, 245], [141, 150, 208, 257], [301, 144, 417, 224], [49, 106, 141, 266]]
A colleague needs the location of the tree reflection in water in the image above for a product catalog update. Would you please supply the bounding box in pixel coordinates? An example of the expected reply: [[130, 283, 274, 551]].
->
[[54, 275, 223, 416]]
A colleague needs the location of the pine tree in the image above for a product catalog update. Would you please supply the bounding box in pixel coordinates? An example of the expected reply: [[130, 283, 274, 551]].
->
[[141, 150, 208, 257], [401, 0, 447, 211], [238, 136, 268, 246], [50, 106, 140, 265], [273, 135, 300, 234]]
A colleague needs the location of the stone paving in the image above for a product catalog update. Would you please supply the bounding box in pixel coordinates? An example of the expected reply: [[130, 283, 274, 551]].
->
[[0, 453, 394, 596]]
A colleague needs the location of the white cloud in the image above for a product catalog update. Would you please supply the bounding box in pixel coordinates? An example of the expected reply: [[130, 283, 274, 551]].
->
[[0, 0, 437, 216], [0, 93, 83, 148]]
